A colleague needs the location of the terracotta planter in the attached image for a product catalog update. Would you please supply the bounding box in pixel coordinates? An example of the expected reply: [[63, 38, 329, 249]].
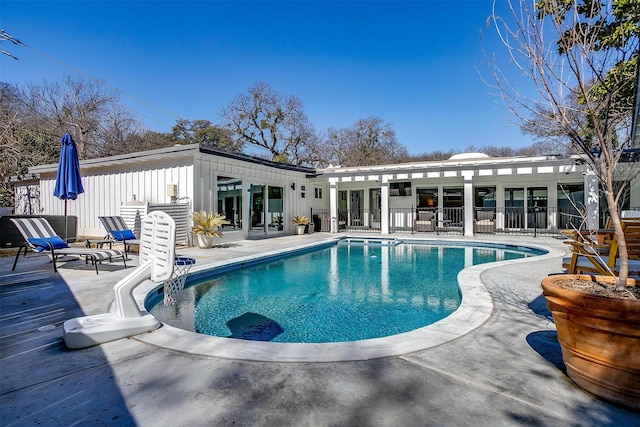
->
[[195, 234, 213, 249], [541, 274, 640, 409]]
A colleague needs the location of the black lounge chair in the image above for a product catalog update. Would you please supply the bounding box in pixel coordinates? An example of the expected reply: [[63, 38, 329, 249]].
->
[[10, 217, 126, 274], [98, 216, 141, 254]]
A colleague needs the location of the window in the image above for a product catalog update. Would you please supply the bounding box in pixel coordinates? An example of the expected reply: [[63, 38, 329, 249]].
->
[[314, 187, 323, 199], [417, 188, 438, 208], [390, 181, 412, 197], [558, 183, 583, 230], [443, 187, 463, 207], [474, 187, 496, 208], [268, 186, 282, 199], [216, 176, 242, 230]]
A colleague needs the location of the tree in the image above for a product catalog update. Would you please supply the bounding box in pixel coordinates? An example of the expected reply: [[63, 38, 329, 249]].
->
[[24, 75, 139, 158], [221, 82, 317, 164], [171, 119, 240, 151], [488, 0, 639, 287], [97, 130, 176, 157], [1, 76, 144, 207], [0, 83, 59, 207], [314, 127, 348, 167], [320, 117, 408, 167]]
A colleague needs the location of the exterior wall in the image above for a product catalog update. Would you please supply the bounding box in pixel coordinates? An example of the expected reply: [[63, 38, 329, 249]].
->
[[194, 153, 314, 235], [24, 145, 318, 240], [21, 147, 640, 239], [319, 157, 599, 234], [32, 152, 196, 238], [631, 178, 640, 209]]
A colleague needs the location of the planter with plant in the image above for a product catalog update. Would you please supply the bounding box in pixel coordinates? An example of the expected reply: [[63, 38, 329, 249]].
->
[[292, 215, 309, 235], [491, 0, 640, 408], [192, 211, 230, 248]]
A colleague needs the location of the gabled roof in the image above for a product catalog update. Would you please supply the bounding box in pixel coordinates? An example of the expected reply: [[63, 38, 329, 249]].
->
[[199, 145, 316, 174], [30, 144, 200, 174], [27, 143, 317, 176]]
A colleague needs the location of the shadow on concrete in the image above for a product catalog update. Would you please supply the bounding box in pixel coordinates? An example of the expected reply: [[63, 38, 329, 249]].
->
[[526, 330, 566, 373], [528, 294, 553, 320], [211, 242, 243, 249], [0, 256, 135, 426]]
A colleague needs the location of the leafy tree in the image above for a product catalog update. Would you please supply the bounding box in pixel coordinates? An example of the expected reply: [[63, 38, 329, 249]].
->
[[488, 0, 639, 286], [96, 131, 177, 157], [220, 82, 317, 164], [171, 119, 240, 151]]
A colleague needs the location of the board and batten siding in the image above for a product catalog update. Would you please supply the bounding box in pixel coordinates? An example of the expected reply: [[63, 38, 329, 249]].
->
[[194, 154, 313, 234], [37, 162, 194, 238]]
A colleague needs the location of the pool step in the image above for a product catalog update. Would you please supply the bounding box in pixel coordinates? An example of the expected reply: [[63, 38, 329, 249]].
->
[[340, 238, 403, 247]]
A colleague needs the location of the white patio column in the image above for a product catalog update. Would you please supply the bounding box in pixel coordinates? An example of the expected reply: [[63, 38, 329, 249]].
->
[[381, 175, 390, 234], [585, 171, 599, 230], [548, 183, 558, 229], [437, 186, 444, 225], [495, 183, 505, 230], [463, 171, 474, 236], [329, 178, 338, 233], [262, 185, 268, 234], [242, 182, 251, 239]]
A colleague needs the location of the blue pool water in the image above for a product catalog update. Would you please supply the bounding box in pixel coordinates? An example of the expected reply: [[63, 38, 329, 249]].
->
[[148, 242, 543, 343]]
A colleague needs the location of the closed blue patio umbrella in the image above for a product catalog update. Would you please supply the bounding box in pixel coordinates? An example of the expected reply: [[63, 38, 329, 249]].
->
[[53, 133, 84, 242]]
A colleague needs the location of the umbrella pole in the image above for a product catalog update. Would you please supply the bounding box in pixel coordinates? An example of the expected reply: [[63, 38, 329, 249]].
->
[[64, 199, 68, 243]]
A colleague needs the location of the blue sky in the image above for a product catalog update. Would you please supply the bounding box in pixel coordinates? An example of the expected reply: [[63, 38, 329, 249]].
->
[[1, 1, 533, 155]]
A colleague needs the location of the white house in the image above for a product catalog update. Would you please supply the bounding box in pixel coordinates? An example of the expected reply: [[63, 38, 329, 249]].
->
[[11, 144, 640, 242]]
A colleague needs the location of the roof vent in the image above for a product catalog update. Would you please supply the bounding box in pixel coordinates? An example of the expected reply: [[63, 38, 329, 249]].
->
[[448, 153, 489, 160]]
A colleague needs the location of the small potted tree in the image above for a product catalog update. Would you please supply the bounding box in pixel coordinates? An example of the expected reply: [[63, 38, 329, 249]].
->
[[192, 211, 230, 248], [490, 0, 640, 408], [292, 215, 310, 235]]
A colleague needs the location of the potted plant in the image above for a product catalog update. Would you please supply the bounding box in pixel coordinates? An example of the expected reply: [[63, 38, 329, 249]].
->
[[192, 210, 230, 248], [292, 215, 309, 235], [491, 0, 640, 408], [541, 274, 640, 408]]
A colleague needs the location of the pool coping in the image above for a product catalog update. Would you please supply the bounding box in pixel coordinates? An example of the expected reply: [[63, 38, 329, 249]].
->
[[130, 238, 564, 362]]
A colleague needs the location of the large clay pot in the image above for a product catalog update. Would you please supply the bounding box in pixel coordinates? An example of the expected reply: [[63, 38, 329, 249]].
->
[[196, 234, 213, 249], [541, 274, 640, 409]]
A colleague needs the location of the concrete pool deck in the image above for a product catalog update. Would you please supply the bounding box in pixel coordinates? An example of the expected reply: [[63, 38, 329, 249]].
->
[[2, 233, 639, 425]]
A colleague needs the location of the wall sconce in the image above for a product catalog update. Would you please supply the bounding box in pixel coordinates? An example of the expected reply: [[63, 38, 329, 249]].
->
[[291, 183, 296, 190]]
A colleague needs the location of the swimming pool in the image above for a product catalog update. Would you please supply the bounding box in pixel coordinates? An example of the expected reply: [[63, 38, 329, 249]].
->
[[148, 240, 544, 343]]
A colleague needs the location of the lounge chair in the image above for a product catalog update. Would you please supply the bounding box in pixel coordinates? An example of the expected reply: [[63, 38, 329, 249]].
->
[[414, 210, 435, 232], [10, 217, 126, 274], [474, 210, 496, 233], [98, 216, 141, 254]]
